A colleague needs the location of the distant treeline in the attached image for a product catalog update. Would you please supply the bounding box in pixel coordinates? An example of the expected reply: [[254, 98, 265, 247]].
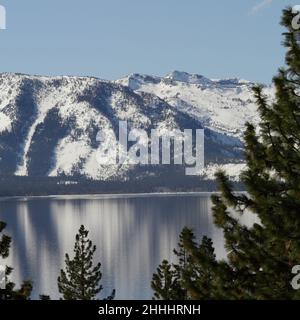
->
[[0, 173, 244, 197]]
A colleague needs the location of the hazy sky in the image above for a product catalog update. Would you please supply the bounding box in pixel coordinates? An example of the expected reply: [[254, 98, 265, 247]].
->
[[0, 0, 295, 83]]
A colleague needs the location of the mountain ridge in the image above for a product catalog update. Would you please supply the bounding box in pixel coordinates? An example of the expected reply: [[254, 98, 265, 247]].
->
[[0, 71, 274, 182]]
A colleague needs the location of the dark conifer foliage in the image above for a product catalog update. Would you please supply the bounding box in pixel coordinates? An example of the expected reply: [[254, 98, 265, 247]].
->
[[151, 260, 182, 300], [58, 225, 115, 300], [0, 221, 10, 259], [152, 228, 218, 300], [151, 228, 193, 300], [152, 7, 300, 300], [0, 221, 33, 300]]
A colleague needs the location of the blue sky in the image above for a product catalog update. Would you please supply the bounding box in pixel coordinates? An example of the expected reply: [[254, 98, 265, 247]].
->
[[0, 0, 295, 83]]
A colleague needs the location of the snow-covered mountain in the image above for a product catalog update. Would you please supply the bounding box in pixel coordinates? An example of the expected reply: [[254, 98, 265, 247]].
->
[[0, 72, 273, 181], [117, 71, 274, 138]]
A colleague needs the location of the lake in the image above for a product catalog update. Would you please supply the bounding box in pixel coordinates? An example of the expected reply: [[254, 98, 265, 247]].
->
[[0, 193, 230, 300]]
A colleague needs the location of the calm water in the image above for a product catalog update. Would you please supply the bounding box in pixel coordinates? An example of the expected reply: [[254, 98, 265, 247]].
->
[[0, 193, 230, 300]]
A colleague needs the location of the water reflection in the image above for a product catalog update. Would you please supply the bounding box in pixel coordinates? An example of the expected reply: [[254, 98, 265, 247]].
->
[[0, 194, 226, 300]]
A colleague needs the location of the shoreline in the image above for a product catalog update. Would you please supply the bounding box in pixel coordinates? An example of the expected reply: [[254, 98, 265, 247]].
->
[[0, 191, 222, 202]]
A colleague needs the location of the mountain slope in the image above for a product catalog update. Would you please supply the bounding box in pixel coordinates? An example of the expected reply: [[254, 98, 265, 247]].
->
[[116, 71, 274, 138], [0, 72, 245, 181]]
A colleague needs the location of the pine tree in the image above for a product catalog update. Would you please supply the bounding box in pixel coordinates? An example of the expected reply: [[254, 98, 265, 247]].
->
[[0, 221, 32, 300], [58, 225, 115, 300], [152, 228, 193, 300], [172, 228, 194, 300], [152, 7, 300, 300], [181, 236, 218, 300], [204, 7, 300, 299], [151, 260, 182, 300], [0, 221, 11, 260], [0, 221, 11, 300], [152, 229, 218, 300]]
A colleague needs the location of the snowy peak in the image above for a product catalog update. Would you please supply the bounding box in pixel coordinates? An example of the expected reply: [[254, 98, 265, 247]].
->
[[118, 73, 161, 90], [165, 71, 213, 85], [213, 78, 252, 87], [0, 72, 245, 180], [165, 71, 254, 87], [117, 71, 255, 91], [0, 71, 274, 181], [116, 71, 274, 139]]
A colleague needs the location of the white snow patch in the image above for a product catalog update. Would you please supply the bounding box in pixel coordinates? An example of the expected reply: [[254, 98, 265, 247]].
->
[[201, 163, 247, 181], [0, 113, 11, 133], [116, 72, 274, 138]]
